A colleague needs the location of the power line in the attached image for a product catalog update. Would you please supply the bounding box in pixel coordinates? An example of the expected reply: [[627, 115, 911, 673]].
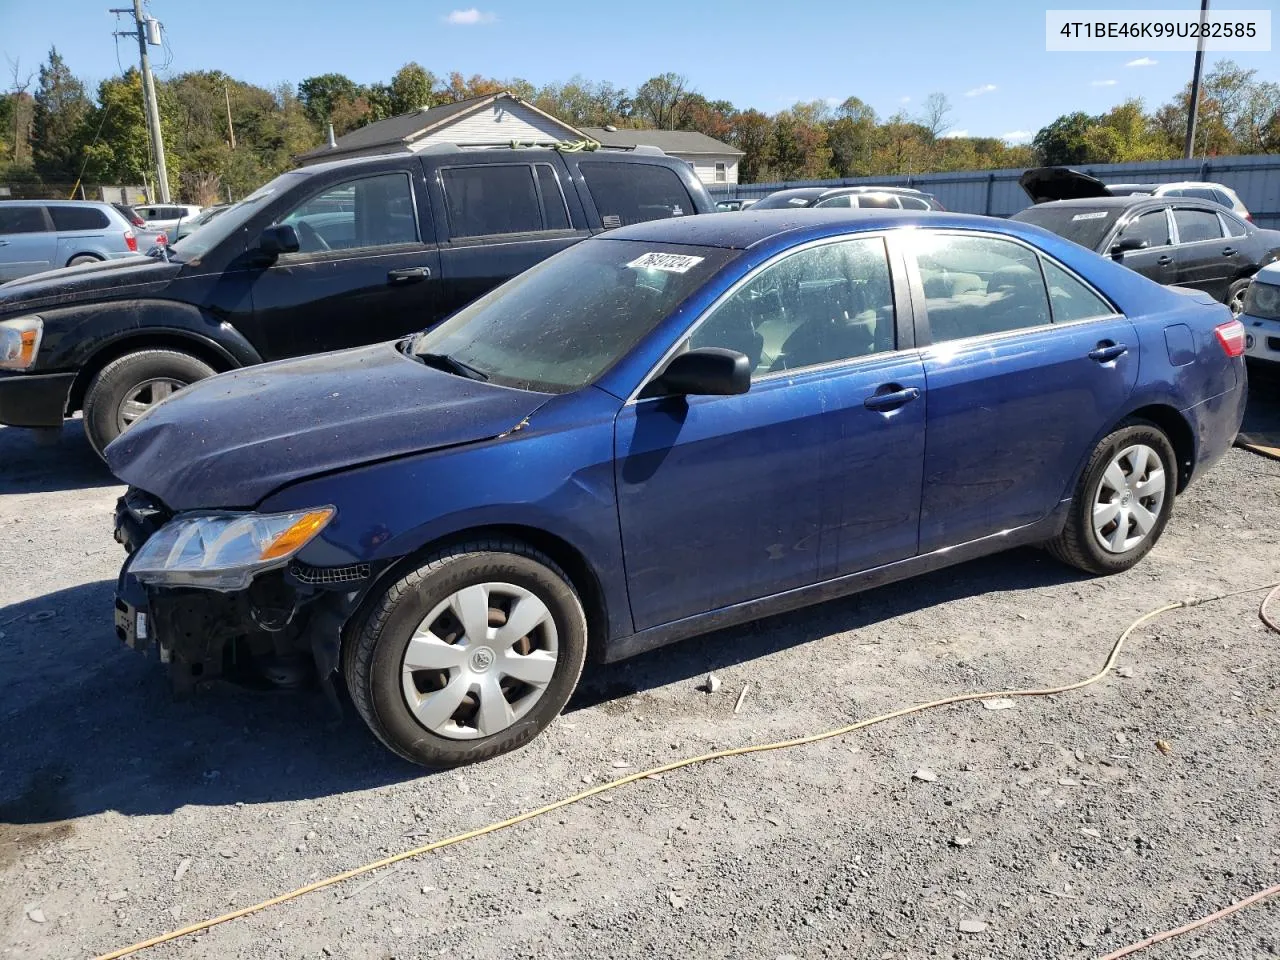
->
[[109, 0, 170, 202]]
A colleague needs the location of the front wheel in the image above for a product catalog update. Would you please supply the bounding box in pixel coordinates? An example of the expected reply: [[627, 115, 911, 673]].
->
[[1226, 278, 1251, 316], [344, 541, 589, 768], [1048, 421, 1177, 575], [82, 348, 216, 457]]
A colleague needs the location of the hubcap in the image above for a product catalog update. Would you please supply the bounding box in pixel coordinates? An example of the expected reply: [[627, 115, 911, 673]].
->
[[117, 377, 185, 432], [1092, 443, 1167, 554], [400, 582, 559, 740]]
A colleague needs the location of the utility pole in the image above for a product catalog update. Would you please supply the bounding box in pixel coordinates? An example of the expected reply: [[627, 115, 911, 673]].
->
[[223, 81, 236, 150], [1183, 0, 1210, 159], [112, 1, 170, 202]]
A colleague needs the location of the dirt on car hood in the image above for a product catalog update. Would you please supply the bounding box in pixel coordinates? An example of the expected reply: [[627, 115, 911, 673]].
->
[[104, 341, 551, 510]]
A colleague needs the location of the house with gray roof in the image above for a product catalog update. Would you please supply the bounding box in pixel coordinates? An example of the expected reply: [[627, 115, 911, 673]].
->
[[298, 92, 743, 186]]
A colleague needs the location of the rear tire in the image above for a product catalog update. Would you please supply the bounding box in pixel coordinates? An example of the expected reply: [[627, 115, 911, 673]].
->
[[1048, 420, 1177, 575], [344, 540, 588, 768], [83, 349, 215, 457], [1227, 278, 1250, 316], [67, 254, 101, 267]]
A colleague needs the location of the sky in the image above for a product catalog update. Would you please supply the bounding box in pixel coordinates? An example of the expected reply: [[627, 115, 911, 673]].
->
[[1, 0, 1277, 144]]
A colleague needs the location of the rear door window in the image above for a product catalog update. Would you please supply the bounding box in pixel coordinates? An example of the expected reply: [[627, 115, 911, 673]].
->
[[0, 206, 52, 233], [1040, 258, 1115, 324], [1119, 209, 1172, 247], [898, 196, 931, 210], [1172, 208, 1223, 244], [50, 206, 111, 231], [813, 194, 853, 208], [578, 161, 694, 228], [440, 165, 544, 238]]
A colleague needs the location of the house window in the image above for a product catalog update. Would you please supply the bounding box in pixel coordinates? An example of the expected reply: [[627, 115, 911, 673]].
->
[[715, 162, 727, 183]]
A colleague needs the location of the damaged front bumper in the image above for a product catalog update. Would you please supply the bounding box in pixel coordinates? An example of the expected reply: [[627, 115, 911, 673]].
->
[[113, 489, 370, 694]]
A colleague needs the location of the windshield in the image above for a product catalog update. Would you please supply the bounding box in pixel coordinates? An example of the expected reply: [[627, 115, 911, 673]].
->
[[411, 239, 735, 393], [169, 171, 307, 259], [1012, 205, 1121, 251]]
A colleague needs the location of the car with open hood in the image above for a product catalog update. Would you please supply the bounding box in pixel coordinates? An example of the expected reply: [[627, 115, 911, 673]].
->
[[109, 209, 1247, 768], [1012, 193, 1280, 314]]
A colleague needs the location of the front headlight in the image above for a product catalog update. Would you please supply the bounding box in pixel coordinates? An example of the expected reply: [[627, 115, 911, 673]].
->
[[1243, 281, 1280, 320], [129, 507, 335, 590], [0, 316, 43, 370]]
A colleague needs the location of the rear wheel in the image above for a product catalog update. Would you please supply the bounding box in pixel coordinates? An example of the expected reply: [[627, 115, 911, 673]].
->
[[344, 540, 588, 768], [83, 348, 215, 457], [1048, 421, 1177, 575], [67, 254, 101, 267], [1227, 278, 1251, 316]]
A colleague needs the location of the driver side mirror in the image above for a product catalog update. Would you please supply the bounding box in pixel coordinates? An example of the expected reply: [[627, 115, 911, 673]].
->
[[647, 347, 751, 398], [1110, 235, 1148, 257], [257, 223, 300, 259]]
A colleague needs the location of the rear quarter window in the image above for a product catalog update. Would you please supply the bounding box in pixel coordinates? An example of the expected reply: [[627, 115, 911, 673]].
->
[[578, 161, 694, 228], [50, 206, 111, 231]]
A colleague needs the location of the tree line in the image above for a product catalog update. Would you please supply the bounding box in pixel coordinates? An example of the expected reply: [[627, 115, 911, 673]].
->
[[1, 49, 1277, 204]]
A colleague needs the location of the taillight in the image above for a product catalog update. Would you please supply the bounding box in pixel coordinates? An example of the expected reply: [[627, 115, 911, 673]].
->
[[124, 230, 137, 252], [1245, 213, 1253, 223], [1214, 319, 1246, 357], [131, 216, 145, 226]]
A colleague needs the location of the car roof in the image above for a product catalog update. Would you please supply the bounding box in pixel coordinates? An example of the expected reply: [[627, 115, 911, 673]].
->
[[607, 208, 1013, 250], [0, 199, 114, 207], [820, 185, 926, 196]]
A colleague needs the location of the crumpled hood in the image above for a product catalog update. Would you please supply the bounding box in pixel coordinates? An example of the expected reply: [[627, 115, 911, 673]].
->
[[105, 341, 551, 510], [1018, 166, 1112, 204], [0, 255, 179, 314]]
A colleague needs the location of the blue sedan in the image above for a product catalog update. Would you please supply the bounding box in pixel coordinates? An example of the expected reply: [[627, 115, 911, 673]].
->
[[107, 210, 1248, 767]]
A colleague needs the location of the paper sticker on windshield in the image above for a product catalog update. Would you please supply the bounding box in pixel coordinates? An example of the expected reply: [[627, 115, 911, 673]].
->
[[1071, 211, 1109, 221], [627, 252, 705, 273]]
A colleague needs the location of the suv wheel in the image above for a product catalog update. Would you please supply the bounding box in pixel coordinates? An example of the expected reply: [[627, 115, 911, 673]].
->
[[344, 540, 589, 768], [67, 254, 102, 267], [1048, 420, 1177, 575], [83, 349, 216, 456]]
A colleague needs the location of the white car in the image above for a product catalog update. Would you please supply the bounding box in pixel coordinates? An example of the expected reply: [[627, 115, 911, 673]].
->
[[134, 203, 203, 236], [1106, 181, 1253, 222], [1241, 262, 1280, 364]]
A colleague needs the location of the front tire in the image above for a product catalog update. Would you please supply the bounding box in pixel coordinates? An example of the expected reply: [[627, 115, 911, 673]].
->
[[1048, 421, 1177, 575], [82, 348, 216, 457], [1226, 277, 1251, 316], [344, 541, 588, 768]]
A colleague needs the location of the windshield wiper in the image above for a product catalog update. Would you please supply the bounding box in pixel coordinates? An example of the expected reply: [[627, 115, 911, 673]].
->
[[415, 351, 489, 381]]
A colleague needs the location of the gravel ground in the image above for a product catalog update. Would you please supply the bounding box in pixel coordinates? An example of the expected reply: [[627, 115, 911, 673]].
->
[[2, 382, 1279, 960]]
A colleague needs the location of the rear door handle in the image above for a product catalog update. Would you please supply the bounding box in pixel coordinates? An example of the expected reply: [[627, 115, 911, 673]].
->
[[863, 385, 921, 411], [1156, 255, 1173, 265], [1088, 342, 1128, 363], [388, 266, 431, 283], [1222, 247, 1237, 256], [0, 239, 9, 246]]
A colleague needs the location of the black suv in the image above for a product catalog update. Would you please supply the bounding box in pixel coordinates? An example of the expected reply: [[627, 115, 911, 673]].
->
[[0, 145, 714, 454]]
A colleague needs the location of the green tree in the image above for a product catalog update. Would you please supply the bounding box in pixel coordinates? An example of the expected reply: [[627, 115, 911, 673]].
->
[[1032, 111, 1097, 165], [78, 70, 155, 186], [31, 46, 90, 180], [297, 72, 360, 126], [388, 62, 436, 114], [828, 97, 878, 177], [633, 72, 691, 129]]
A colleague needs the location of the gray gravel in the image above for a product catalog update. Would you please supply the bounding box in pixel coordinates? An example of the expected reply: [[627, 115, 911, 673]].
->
[[2, 389, 1279, 960]]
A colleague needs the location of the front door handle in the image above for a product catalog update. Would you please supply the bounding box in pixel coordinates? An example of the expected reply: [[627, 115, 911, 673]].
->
[[1222, 247, 1237, 256], [863, 385, 921, 411], [388, 266, 431, 283], [1156, 255, 1173, 266], [0, 239, 9, 246], [1088, 341, 1128, 363]]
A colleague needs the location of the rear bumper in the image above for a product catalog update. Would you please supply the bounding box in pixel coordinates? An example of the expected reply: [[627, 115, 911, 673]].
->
[[0, 371, 75, 427], [1185, 367, 1248, 482]]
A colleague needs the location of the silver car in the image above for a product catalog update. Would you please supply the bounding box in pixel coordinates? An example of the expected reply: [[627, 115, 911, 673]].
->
[[0, 200, 143, 282]]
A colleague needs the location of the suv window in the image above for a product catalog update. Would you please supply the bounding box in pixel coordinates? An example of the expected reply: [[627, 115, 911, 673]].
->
[[441, 165, 544, 238], [690, 237, 895, 376], [857, 194, 900, 209], [1041, 258, 1113, 324], [0, 206, 51, 234], [914, 234, 1051, 343], [1173, 207, 1223, 243], [50, 206, 111, 231], [1178, 188, 1219, 203], [534, 164, 570, 231], [578, 161, 694, 228], [1119, 209, 1171, 247], [281, 172, 418, 253]]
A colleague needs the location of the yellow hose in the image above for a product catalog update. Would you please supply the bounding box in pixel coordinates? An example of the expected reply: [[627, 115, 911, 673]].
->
[[92, 581, 1280, 960]]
